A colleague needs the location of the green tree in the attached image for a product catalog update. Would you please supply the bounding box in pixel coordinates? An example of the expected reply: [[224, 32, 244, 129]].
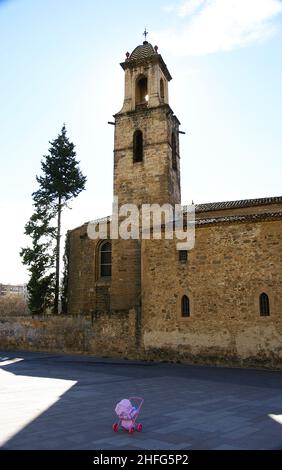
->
[[20, 200, 56, 315], [21, 125, 87, 314]]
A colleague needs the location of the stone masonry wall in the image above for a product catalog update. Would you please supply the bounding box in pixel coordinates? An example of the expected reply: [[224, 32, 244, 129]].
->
[[0, 309, 138, 358], [67, 223, 97, 316], [141, 218, 282, 368], [114, 105, 181, 207], [68, 223, 113, 316], [111, 105, 181, 310]]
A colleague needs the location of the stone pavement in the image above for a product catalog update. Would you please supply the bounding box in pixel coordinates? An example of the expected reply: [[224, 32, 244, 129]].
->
[[0, 350, 282, 450]]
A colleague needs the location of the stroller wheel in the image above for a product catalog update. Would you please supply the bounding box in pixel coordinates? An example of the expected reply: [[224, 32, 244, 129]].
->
[[112, 423, 119, 432], [137, 423, 142, 432], [129, 427, 135, 434]]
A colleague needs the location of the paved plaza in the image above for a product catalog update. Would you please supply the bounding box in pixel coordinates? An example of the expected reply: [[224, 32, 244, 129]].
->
[[0, 350, 282, 450]]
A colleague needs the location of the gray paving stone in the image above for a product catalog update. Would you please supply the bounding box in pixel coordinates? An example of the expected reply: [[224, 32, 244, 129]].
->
[[222, 426, 259, 438], [213, 444, 244, 450], [1, 350, 282, 450]]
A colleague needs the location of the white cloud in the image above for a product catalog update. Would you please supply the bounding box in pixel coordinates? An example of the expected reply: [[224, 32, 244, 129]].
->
[[177, 0, 206, 17], [158, 0, 282, 55], [162, 3, 177, 13]]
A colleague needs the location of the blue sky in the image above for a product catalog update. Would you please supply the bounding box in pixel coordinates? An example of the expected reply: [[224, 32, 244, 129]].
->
[[0, 0, 282, 283]]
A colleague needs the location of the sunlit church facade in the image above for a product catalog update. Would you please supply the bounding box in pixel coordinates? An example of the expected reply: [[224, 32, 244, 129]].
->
[[67, 38, 282, 366]]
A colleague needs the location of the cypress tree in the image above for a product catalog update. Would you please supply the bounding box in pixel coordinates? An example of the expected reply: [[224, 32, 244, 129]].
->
[[21, 125, 86, 314]]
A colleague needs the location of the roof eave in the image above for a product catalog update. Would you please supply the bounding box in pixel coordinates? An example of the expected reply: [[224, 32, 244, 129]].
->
[[120, 54, 172, 81]]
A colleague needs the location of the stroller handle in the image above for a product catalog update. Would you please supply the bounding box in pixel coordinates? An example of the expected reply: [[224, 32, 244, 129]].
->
[[128, 396, 144, 411]]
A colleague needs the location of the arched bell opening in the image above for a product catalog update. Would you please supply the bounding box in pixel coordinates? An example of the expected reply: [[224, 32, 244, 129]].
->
[[136, 75, 148, 107]]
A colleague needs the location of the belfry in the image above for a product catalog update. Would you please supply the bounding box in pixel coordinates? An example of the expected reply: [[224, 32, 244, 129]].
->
[[114, 36, 181, 208]]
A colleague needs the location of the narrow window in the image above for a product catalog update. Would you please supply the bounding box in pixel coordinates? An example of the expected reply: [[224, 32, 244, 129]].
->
[[172, 132, 177, 171], [179, 250, 188, 263], [136, 76, 148, 106], [160, 78, 164, 101], [133, 130, 143, 163], [100, 242, 111, 278], [260, 293, 270, 316], [181, 295, 190, 317]]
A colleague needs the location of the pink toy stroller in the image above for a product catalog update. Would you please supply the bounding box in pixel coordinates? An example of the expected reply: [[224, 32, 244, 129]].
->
[[113, 397, 144, 434]]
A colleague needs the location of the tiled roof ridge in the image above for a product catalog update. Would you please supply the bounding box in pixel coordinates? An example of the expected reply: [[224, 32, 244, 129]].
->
[[69, 196, 282, 232], [183, 196, 282, 213], [195, 211, 282, 226]]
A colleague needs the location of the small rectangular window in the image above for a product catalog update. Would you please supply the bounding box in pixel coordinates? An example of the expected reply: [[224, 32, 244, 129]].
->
[[179, 250, 188, 263]]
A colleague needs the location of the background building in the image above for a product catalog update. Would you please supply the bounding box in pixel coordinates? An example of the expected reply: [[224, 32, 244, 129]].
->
[[0, 283, 28, 299]]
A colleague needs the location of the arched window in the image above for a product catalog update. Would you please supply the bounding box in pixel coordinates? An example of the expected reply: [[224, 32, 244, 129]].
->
[[181, 295, 190, 317], [172, 132, 177, 170], [136, 76, 148, 106], [260, 293, 270, 316], [100, 242, 111, 278], [160, 78, 164, 101], [133, 130, 143, 163]]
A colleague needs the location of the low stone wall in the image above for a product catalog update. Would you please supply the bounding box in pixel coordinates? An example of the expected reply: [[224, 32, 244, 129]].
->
[[1, 311, 282, 369], [0, 311, 138, 358], [142, 321, 282, 369]]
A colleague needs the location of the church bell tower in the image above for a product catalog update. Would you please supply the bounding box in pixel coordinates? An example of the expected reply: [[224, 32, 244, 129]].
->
[[111, 35, 182, 311], [113, 36, 181, 207]]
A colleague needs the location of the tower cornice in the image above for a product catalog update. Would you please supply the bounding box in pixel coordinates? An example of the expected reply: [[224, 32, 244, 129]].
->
[[120, 54, 172, 81], [113, 103, 180, 125]]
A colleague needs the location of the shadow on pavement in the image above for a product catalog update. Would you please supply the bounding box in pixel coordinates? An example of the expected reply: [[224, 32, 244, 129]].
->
[[1, 350, 282, 450]]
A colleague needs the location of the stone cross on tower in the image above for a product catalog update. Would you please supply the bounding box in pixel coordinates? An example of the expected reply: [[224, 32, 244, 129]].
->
[[143, 28, 148, 42]]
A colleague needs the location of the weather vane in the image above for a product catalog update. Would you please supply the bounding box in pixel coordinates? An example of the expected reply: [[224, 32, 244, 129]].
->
[[143, 28, 148, 41]]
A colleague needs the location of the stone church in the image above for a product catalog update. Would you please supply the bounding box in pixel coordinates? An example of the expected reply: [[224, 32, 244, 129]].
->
[[67, 39, 282, 367]]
